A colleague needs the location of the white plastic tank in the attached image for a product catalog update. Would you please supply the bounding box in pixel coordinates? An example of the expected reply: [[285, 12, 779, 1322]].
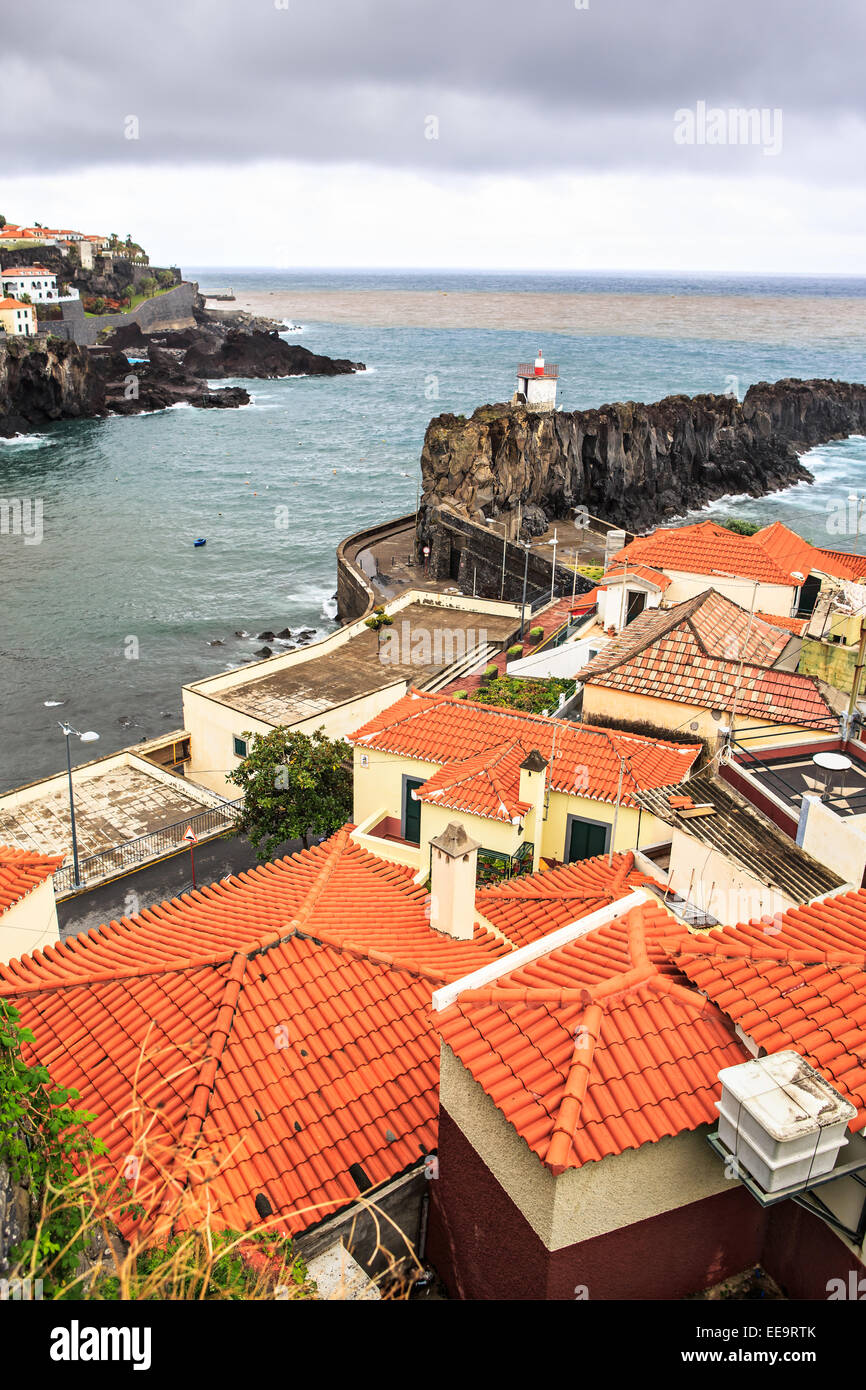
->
[[716, 1051, 856, 1194]]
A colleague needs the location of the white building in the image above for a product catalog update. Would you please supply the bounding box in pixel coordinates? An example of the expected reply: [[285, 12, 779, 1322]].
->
[[513, 349, 558, 412], [0, 266, 79, 303]]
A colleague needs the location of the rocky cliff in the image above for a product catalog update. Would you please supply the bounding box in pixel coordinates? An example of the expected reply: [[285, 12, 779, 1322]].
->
[[0, 336, 247, 436], [418, 378, 866, 538]]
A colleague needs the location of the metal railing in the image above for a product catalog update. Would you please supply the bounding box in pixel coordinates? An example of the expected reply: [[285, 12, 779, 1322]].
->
[[476, 842, 535, 886], [54, 798, 244, 896]]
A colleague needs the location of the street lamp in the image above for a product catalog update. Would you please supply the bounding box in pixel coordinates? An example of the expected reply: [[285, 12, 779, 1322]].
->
[[59, 722, 99, 889]]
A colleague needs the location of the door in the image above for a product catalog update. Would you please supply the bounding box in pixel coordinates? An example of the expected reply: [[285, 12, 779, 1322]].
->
[[567, 817, 609, 862], [403, 777, 424, 844], [626, 589, 647, 624]]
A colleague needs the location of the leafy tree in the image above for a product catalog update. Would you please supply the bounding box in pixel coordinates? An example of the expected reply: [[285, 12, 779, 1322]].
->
[[226, 726, 353, 859], [721, 517, 762, 536], [0, 215, 6, 228], [471, 675, 576, 715], [1, 1000, 107, 1298]]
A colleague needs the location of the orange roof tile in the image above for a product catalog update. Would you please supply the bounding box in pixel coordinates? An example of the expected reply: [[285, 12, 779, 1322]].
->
[[0, 297, 33, 311], [0, 829, 522, 1240], [351, 690, 700, 810], [0, 846, 63, 916], [415, 740, 532, 822], [578, 591, 837, 730], [602, 563, 671, 590], [668, 889, 866, 1131], [476, 851, 651, 948], [437, 900, 745, 1173], [813, 548, 866, 582], [613, 520, 806, 586], [755, 611, 808, 636]]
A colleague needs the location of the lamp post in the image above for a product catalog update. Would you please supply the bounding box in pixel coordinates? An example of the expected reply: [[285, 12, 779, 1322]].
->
[[59, 722, 100, 889]]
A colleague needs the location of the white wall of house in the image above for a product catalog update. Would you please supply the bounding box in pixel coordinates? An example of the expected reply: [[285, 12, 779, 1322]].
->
[[0, 877, 59, 965], [653, 569, 798, 616], [2, 272, 58, 303]]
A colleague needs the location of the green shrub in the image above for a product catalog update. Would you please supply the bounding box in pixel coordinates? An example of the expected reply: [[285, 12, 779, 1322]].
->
[[528, 626, 544, 642], [482, 664, 498, 680], [721, 517, 762, 536], [452, 689, 468, 699], [473, 675, 576, 715], [507, 644, 523, 659]]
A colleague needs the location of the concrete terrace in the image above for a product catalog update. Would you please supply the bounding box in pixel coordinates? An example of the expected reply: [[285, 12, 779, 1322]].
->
[[190, 596, 519, 725], [0, 742, 235, 895]]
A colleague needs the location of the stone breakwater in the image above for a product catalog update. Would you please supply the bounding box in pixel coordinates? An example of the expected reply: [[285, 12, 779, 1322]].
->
[[417, 378, 866, 538]]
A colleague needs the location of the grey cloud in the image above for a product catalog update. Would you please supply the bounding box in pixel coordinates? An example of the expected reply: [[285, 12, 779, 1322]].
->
[[0, 0, 863, 177]]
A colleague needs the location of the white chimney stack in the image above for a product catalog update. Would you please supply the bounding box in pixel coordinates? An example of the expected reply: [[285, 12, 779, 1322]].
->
[[429, 821, 480, 940]]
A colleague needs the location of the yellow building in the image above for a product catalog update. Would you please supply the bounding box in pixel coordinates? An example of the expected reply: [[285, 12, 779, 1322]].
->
[[0, 296, 35, 336], [348, 687, 700, 881]]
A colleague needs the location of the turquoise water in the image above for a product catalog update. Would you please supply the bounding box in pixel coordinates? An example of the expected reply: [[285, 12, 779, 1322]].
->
[[1, 270, 865, 792]]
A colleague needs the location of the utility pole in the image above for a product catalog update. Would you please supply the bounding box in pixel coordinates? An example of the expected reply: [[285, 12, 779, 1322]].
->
[[608, 755, 625, 866], [520, 543, 530, 638], [847, 617, 866, 733]]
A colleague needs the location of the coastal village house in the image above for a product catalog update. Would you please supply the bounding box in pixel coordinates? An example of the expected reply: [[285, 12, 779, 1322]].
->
[[576, 588, 839, 748], [348, 688, 700, 876], [0, 266, 71, 303], [428, 869, 866, 1301], [181, 590, 522, 798], [0, 297, 35, 336]]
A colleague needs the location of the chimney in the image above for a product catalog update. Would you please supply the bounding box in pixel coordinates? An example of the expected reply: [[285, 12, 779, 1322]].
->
[[518, 750, 548, 873], [429, 821, 480, 940]]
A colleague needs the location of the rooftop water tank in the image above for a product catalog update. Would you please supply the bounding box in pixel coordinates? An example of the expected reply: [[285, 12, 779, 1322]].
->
[[716, 1051, 856, 1194]]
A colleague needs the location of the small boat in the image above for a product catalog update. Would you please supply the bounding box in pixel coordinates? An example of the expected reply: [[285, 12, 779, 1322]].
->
[[194, 537, 207, 547]]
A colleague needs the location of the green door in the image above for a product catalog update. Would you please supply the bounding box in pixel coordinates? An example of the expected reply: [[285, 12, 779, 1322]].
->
[[403, 778, 424, 844], [567, 817, 608, 862]]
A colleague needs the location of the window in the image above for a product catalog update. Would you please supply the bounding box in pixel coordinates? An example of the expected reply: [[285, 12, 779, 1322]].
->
[[233, 735, 249, 758], [586, 648, 598, 661]]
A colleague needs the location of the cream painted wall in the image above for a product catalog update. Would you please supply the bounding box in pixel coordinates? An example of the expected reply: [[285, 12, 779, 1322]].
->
[[658, 571, 797, 616], [582, 684, 828, 749], [800, 794, 866, 887], [543, 790, 665, 863], [439, 1045, 735, 1252], [668, 828, 795, 924], [0, 877, 59, 965]]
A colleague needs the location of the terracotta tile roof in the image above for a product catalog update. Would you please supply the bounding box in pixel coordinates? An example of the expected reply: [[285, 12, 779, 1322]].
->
[[0, 297, 32, 311], [602, 563, 671, 590], [0, 846, 63, 916], [613, 520, 806, 586], [755, 611, 808, 636], [577, 590, 837, 730], [1, 265, 53, 276], [813, 548, 866, 582], [437, 900, 746, 1174], [351, 690, 700, 809], [668, 889, 866, 1130], [415, 741, 532, 823], [0, 829, 515, 1239], [749, 521, 817, 584], [476, 851, 652, 948]]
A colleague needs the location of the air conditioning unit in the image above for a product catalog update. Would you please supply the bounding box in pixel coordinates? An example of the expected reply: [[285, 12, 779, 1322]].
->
[[716, 1051, 856, 1194]]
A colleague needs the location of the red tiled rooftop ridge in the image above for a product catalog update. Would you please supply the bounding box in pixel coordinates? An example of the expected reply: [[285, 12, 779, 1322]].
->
[[438, 900, 745, 1174], [614, 518, 866, 590], [667, 888, 866, 1131], [351, 689, 700, 809], [0, 845, 63, 917]]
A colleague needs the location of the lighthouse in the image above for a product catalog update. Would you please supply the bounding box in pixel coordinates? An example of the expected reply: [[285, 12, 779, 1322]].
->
[[513, 348, 558, 413]]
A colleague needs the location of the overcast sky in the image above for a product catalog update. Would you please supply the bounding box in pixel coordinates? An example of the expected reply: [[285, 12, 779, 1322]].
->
[[2, 0, 864, 271]]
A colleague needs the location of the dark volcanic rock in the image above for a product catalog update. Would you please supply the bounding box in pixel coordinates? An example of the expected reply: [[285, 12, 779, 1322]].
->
[[417, 378, 866, 541], [183, 329, 364, 379]]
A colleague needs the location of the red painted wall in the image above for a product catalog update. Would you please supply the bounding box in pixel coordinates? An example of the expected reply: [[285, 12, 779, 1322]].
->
[[429, 1108, 866, 1301]]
